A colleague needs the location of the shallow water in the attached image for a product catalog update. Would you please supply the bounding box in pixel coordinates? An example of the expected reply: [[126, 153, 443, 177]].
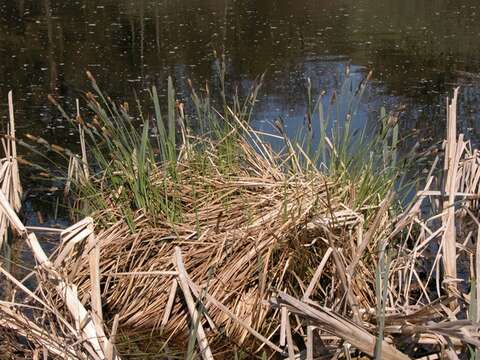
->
[[0, 0, 480, 222]]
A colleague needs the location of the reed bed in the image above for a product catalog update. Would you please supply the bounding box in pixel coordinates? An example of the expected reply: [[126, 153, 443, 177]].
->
[[0, 73, 479, 359]]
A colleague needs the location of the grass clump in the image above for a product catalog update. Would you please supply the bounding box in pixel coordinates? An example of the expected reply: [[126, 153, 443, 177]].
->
[[4, 64, 479, 359], [40, 69, 412, 355]]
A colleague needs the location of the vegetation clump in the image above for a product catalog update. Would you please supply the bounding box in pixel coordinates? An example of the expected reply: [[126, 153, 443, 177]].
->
[[0, 70, 479, 359]]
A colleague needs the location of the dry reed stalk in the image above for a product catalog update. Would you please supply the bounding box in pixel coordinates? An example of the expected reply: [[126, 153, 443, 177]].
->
[[88, 221, 110, 354], [303, 248, 333, 300], [0, 91, 22, 247], [174, 247, 214, 360], [280, 305, 287, 347], [77, 99, 90, 179], [306, 325, 314, 360], [105, 314, 120, 360], [26, 225, 65, 233], [284, 310, 295, 359], [442, 88, 460, 297], [160, 279, 178, 334], [7, 91, 21, 208]]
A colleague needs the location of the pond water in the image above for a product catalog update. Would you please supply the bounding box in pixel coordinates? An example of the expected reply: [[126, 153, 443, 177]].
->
[[0, 0, 480, 223]]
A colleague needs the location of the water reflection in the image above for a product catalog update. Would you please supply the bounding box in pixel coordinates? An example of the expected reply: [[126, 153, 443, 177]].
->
[[0, 0, 479, 149]]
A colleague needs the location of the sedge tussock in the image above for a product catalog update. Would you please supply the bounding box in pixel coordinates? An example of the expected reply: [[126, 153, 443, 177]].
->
[[1, 73, 480, 359]]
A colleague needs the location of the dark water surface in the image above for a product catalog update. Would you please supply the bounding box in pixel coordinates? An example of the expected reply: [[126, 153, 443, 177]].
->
[[1, 0, 480, 205], [1, 0, 480, 142]]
